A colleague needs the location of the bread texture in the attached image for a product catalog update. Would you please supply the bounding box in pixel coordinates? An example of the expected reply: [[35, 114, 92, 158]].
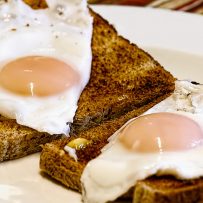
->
[[0, 116, 61, 161], [134, 176, 203, 203], [70, 9, 175, 135]]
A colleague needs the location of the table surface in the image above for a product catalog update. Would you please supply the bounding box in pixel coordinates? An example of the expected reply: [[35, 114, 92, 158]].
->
[[88, 0, 203, 14]]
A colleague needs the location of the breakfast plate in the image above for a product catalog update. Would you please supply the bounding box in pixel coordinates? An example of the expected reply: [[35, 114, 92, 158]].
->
[[0, 5, 203, 203]]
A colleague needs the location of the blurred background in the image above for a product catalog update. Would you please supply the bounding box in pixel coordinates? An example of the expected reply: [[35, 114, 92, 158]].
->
[[88, 0, 203, 14]]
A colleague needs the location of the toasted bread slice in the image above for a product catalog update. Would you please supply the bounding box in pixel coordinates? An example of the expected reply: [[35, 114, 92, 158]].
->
[[70, 9, 175, 135]]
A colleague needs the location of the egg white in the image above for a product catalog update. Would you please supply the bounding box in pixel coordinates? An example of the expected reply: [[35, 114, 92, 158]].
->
[[81, 80, 203, 203], [0, 0, 93, 135]]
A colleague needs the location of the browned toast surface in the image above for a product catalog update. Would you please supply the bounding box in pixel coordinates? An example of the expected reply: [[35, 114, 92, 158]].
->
[[71, 9, 175, 135], [0, 116, 61, 162], [134, 176, 203, 203]]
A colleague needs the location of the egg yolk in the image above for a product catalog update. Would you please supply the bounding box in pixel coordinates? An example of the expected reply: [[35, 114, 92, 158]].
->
[[119, 112, 203, 153], [0, 56, 80, 97]]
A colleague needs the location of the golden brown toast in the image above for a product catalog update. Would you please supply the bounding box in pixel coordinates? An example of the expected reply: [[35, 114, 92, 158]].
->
[[71, 9, 175, 135]]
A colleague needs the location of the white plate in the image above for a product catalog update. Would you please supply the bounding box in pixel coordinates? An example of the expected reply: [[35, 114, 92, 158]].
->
[[1, 6, 203, 203]]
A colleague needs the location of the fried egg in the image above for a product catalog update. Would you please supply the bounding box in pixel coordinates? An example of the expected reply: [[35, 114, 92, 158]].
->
[[81, 80, 203, 203], [0, 0, 93, 135]]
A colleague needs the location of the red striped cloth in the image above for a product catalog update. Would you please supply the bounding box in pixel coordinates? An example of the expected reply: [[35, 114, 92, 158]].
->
[[88, 0, 203, 14]]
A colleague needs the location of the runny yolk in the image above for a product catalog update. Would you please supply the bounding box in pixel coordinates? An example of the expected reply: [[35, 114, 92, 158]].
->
[[0, 56, 80, 97], [119, 112, 203, 153]]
